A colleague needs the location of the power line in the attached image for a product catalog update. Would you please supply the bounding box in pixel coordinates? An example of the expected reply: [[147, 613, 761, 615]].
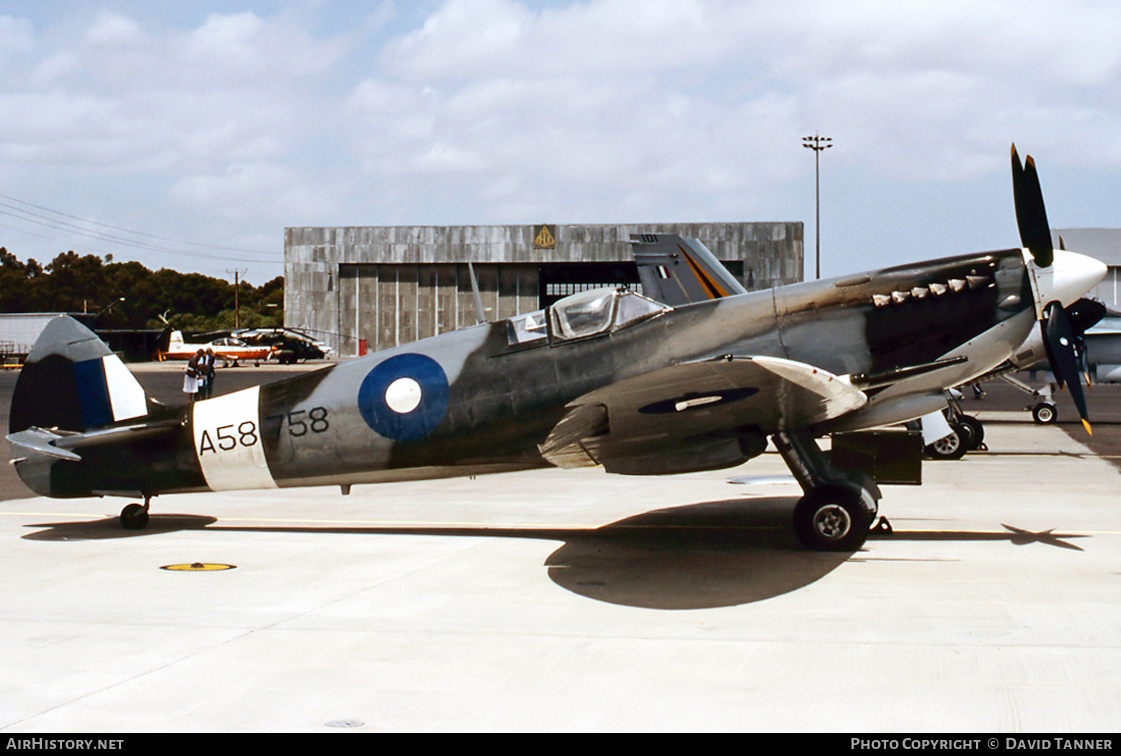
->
[[0, 191, 278, 264]]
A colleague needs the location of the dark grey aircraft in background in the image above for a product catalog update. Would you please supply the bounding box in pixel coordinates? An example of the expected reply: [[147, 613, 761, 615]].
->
[[975, 296, 1111, 426], [6, 147, 1107, 551]]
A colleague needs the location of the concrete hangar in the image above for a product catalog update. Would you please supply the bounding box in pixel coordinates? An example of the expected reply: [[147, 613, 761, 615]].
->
[[284, 222, 804, 357]]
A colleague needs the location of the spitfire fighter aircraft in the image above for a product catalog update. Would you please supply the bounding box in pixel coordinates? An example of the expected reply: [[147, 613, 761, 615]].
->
[[7, 147, 1108, 551]]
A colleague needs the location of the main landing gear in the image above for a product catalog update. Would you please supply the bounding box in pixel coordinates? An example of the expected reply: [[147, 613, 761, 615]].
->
[[922, 391, 986, 461], [120, 497, 151, 530], [772, 430, 883, 551]]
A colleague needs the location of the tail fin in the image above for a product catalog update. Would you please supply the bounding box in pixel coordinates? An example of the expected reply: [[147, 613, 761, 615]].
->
[[631, 233, 748, 306], [9, 316, 150, 434]]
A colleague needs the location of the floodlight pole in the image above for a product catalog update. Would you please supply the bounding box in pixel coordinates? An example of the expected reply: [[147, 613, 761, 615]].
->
[[802, 133, 833, 280]]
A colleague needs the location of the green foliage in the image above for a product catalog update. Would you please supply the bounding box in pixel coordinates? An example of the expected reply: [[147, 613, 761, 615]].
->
[[0, 247, 283, 331]]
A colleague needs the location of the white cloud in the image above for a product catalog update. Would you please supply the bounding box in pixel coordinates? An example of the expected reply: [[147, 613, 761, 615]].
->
[[83, 11, 144, 48], [0, 14, 34, 57], [384, 0, 736, 81], [169, 160, 335, 222], [2, 0, 1121, 279]]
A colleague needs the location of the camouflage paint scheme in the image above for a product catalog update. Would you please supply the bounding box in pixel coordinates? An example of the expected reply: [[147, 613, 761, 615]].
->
[[11, 246, 1045, 501], [10, 146, 1106, 551]]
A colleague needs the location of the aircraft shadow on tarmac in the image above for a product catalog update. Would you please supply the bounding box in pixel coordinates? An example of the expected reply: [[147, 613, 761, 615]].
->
[[21, 497, 848, 609], [869, 522, 1087, 551], [22, 514, 219, 540], [18, 498, 1088, 610]]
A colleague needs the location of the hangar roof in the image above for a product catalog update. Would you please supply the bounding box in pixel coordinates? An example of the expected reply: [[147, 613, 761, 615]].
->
[[1052, 229, 1121, 265]]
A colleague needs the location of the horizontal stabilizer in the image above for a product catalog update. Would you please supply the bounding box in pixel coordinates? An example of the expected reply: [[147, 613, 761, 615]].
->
[[8, 418, 180, 463], [8, 428, 82, 462]]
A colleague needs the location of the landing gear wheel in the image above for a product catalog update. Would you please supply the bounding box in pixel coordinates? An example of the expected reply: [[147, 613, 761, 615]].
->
[[120, 502, 149, 530], [925, 424, 967, 460], [957, 415, 984, 452], [1032, 402, 1058, 424], [792, 483, 875, 552]]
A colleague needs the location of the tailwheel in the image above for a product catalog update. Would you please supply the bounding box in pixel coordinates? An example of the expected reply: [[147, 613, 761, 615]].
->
[[792, 483, 876, 552], [120, 501, 150, 530]]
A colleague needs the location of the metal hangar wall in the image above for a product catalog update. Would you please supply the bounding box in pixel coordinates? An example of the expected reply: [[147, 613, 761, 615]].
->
[[285, 222, 803, 356]]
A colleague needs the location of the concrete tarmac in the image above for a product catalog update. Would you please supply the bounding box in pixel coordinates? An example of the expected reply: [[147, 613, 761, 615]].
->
[[1, 364, 1120, 732]]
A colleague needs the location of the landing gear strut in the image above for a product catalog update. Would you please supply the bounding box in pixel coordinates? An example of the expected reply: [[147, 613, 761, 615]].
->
[[934, 389, 985, 456], [120, 497, 151, 530], [773, 430, 882, 551], [999, 374, 1058, 424]]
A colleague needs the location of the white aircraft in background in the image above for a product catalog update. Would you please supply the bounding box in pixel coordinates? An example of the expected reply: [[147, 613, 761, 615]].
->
[[160, 331, 275, 366]]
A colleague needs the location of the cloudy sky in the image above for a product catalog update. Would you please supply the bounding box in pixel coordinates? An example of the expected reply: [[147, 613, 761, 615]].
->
[[1, 0, 1119, 285]]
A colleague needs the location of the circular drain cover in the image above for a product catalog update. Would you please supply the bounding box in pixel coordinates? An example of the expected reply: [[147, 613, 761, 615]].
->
[[160, 562, 236, 571]]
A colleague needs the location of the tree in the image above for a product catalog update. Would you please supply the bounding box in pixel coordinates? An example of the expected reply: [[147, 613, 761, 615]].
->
[[0, 248, 283, 332]]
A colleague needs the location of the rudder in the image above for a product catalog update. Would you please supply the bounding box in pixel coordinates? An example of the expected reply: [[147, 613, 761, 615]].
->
[[9, 316, 150, 434]]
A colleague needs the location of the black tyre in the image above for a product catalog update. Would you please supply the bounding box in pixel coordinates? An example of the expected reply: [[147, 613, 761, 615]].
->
[[925, 425, 967, 460], [792, 483, 875, 552], [120, 503, 149, 530], [1032, 403, 1057, 424], [957, 415, 984, 451]]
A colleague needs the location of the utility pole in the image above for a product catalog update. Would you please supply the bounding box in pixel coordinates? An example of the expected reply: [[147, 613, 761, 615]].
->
[[227, 269, 247, 329], [802, 133, 833, 280]]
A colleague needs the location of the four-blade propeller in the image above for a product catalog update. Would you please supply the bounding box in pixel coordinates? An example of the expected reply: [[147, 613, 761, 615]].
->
[[1012, 145, 1054, 268], [1012, 145, 1100, 434]]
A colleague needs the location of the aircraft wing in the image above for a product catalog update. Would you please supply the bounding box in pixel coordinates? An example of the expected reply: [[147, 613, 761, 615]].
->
[[631, 233, 747, 306], [539, 355, 866, 473]]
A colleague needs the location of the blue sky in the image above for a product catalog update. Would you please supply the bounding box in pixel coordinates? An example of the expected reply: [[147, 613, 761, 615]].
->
[[0, 0, 1119, 285]]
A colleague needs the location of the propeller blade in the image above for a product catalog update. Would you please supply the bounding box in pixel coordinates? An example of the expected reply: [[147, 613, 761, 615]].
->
[[1066, 297, 1107, 334], [1041, 301, 1092, 434], [1066, 297, 1105, 389], [1012, 144, 1054, 267]]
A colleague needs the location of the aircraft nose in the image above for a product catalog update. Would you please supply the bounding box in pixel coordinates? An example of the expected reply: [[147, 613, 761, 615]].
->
[[1046, 249, 1107, 307]]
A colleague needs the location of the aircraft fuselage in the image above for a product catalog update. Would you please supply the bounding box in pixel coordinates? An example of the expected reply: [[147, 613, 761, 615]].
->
[[24, 247, 1037, 500]]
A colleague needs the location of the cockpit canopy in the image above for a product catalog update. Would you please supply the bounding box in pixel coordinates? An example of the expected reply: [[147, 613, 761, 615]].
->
[[506, 288, 670, 346]]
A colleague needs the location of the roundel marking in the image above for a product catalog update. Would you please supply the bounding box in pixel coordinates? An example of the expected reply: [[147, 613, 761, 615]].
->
[[385, 377, 423, 414], [358, 353, 450, 441]]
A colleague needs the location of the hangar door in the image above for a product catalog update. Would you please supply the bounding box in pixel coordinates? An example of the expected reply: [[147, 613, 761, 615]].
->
[[338, 263, 538, 355]]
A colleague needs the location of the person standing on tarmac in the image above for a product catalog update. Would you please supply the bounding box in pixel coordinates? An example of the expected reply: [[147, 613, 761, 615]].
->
[[184, 349, 204, 402], [201, 348, 217, 399]]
